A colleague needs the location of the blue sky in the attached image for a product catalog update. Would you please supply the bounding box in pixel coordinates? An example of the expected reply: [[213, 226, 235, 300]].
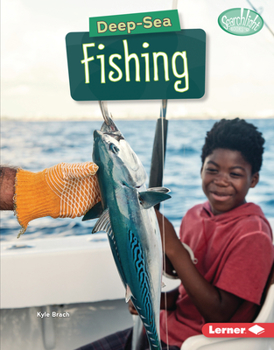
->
[[1, 0, 274, 119]]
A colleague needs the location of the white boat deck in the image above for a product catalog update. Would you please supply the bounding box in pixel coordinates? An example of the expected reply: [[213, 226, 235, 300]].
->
[[0, 232, 179, 350], [1, 299, 133, 350], [1, 218, 274, 350]]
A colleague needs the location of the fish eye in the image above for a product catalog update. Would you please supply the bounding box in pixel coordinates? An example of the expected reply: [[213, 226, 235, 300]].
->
[[110, 143, 119, 154]]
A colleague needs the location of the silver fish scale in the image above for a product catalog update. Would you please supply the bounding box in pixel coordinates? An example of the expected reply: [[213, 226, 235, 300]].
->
[[92, 210, 124, 284], [107, 228, 121, 267]]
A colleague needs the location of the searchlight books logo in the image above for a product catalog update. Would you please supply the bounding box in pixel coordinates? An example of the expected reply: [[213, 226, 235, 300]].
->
[[202, 323, 274, 338], [218, 8, 264, 36]]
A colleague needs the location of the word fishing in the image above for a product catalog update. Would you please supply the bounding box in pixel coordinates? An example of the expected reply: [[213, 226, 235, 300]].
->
[[81, 39, 189, 93]]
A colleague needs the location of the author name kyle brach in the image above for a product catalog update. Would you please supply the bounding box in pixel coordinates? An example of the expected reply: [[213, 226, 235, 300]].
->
[[37, 311, 70, 318]]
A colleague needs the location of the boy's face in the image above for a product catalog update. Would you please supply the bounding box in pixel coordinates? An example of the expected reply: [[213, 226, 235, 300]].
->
[[201, 148, 259, 215]]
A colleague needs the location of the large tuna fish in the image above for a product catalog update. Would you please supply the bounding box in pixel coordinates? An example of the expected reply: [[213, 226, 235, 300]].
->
[[83, 102, 171, 350]]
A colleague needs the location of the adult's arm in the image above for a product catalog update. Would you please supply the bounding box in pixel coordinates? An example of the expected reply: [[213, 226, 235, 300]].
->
[[0, 167, 17, 210], [0, 163, 101, 237]]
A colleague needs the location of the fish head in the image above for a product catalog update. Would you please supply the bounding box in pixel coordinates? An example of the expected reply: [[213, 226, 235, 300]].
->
[[93, 121, 147, 188]]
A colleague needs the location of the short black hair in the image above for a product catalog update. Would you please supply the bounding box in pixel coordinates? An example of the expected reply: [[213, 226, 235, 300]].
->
[[201, 118, 265, 174]]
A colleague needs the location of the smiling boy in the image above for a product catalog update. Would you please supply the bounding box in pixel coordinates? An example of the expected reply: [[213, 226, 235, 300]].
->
[[156, 118, 274, 348], [201, 148, 258, 215]]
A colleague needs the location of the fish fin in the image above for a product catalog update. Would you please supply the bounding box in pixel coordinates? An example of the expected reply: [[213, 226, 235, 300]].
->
[[139, 189, 171, 209], [92, 209, 111, 234], [125, 285, 133, 303], [82, 201, 103, 221]]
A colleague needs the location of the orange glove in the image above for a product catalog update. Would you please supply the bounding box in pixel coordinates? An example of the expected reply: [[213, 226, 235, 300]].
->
[[15, 162, 101, 237]]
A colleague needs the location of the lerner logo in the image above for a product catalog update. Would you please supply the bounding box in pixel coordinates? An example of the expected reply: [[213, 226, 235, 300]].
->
[[218, 8, 264, 36], [248, 324, 265, 335]]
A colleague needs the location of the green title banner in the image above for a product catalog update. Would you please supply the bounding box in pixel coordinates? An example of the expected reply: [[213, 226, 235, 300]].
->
[[66, 29, 206, 101], [89, 10, 181, 37]]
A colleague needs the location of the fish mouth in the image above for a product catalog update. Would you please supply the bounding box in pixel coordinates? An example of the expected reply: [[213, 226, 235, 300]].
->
[[103, 132, 124, 142], [93, 129, 123, 146]]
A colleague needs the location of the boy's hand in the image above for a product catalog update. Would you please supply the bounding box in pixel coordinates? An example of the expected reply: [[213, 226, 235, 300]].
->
[[128, 300, 138, 315], [15, 162, 101, 237]]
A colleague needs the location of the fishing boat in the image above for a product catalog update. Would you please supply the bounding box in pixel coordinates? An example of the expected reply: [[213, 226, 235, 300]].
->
[[1, 218, 274, 350], [0, 231, 181, 350]]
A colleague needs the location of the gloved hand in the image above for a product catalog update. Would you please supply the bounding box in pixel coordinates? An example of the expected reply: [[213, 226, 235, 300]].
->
[[15, 162, 100, 237]]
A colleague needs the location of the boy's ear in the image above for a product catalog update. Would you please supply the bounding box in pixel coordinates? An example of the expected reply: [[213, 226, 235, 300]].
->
[[250, 172, 259, 188]]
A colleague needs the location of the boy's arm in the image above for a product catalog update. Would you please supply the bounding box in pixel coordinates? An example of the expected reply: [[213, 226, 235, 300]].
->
[[156, 210, 243, 323], [160, 287, 179, 311]]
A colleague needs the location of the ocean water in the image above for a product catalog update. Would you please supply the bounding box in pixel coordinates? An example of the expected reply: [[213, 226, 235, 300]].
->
[[1, 118, 274, 242]]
